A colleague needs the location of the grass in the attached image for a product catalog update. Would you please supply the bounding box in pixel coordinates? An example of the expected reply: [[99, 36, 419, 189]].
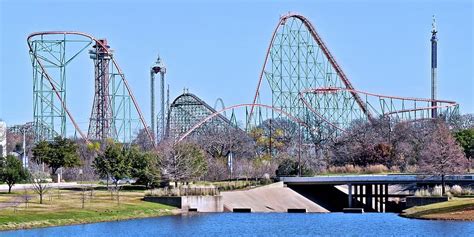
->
[[401, 198, 474, 221], [0, 188, 176, 231]]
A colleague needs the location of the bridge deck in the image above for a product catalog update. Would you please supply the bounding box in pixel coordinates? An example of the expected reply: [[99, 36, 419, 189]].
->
[[280, 174, 474, 185]]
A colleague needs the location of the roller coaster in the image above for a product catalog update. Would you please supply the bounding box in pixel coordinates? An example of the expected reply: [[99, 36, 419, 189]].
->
[[175, 13, 458, 143], [28, 31, 153, 143], [28, 13, 458, 146]]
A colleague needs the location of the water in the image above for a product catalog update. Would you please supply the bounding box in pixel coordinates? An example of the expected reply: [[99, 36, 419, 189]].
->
[[2, 213, 473, 237]]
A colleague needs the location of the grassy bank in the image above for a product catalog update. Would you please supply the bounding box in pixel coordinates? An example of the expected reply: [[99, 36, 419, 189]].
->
[[0, 188, 176, 231], [401, 198, 474, 221]]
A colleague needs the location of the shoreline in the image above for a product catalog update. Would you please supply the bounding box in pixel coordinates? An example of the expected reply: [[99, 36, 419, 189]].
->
[[2, 208, 471, 232], [0, 189, 179, 231], [399, 214, 474, 222], [400, 198, 474, 221], [0, 210, 180, 232]]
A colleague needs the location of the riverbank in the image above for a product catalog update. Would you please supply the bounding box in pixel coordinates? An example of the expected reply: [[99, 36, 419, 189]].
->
[[0, 189, 176, 231], [401, 197, 474, 221]]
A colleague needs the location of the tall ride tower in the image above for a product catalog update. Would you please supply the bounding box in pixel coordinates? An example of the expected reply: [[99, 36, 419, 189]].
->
[[431, 16, 438, 118], [150, 56, 167, 142], [88, 39, 113, 141]]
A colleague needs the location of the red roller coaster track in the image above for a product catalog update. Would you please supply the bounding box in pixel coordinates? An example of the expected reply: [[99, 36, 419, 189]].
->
[[299, 87, 458, 132], [249, 12, 372, 122]]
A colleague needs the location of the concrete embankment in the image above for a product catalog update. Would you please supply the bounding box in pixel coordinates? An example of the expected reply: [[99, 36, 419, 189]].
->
[[222, 182, 328, 213]]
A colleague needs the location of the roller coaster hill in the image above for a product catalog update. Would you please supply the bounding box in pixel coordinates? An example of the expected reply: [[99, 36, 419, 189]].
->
[[28, 13, 459, 147]]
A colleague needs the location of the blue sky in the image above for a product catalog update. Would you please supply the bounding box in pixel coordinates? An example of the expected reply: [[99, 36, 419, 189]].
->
[[1, 0, 472, 134]]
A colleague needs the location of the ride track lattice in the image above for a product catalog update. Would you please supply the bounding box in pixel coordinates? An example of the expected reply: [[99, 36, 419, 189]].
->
[[27, 14, 459, 146], [28, 31, 153, 144], [175, 13, 459, 143]]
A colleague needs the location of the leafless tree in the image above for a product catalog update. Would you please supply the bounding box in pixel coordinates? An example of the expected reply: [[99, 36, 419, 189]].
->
[[196, 126, 255, 160], [63, 139, 99, 181], [448, 113, 474, 131], [418, 120, 470, 194], [158, 140, 207, 186], [330, 118, 392, 167], [22, 187, 31, 209], [233, 157, 255, 181], [30, 171, 51, 204], [204, 156, 228, 181]]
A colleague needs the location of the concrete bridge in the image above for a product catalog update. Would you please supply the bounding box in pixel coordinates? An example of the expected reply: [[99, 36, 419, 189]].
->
[[280, 175, 474, 213]]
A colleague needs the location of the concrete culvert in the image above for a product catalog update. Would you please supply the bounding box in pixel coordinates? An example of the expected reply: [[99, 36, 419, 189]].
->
[[287, 208, 306, 213], [233, 208, 251, 213]]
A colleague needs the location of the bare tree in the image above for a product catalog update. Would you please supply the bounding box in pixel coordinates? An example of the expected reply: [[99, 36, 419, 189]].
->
[[63, 139, 99, 181], [159, 140, 207, 186], [330, 118, 392, 167], [196, 126, 254, 160], [418, 121, 470, 194], [30, 171, 51, 204], [233, 157, 255, 181], [22, 187, 31, 209], [448, 113, 474, 131]]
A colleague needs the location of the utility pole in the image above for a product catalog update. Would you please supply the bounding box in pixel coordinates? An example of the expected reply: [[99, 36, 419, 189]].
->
[[22, 128, 27, 169], [298, 126, 302, 177], [431, 16, 438, 118]]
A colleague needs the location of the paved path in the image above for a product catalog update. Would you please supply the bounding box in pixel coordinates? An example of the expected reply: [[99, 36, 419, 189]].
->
[[0, 182, 82, 192]]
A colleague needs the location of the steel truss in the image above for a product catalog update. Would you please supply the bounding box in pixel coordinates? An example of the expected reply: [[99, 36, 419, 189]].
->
[[28, 32, 153, 144], [166, 93, 237, 141], [177, 13, 458, 143]]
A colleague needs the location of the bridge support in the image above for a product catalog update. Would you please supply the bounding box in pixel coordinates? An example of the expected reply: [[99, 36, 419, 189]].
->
[[348, 183, 389, 212], [348, 184, 353, 208]]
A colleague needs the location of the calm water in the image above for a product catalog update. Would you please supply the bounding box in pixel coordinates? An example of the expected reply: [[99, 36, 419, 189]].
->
[[2, 213, 473, 237]]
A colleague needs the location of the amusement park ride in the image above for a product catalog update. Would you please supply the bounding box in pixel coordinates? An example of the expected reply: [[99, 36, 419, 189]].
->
[[27, 13, 458, 146]]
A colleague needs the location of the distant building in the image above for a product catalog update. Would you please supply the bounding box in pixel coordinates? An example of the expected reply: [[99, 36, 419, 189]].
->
[[0, 120, 6, 157]]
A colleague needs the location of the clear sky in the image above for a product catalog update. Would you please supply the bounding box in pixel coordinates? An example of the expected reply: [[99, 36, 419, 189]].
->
[[0, 0, 473, 134]]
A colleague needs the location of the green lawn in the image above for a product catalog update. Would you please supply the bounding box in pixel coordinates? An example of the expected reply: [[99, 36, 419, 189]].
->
[[0, 189, 176, 231], [401, 197, 474, 220]]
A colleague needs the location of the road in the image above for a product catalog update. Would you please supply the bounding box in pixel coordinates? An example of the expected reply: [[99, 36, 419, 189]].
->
[[0, 182, 87, 192]]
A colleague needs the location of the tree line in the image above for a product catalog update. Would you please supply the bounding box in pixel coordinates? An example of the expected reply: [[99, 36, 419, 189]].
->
[[1, 114, 472, 193]]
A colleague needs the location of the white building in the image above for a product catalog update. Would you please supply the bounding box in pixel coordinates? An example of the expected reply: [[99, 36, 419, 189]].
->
[[0, 120, 6, 157]]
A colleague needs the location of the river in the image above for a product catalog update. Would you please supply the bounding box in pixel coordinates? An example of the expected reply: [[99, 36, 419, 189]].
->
[[1, 213, 473, 237]]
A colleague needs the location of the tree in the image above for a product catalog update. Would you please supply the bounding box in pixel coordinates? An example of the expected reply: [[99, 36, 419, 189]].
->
[[129, 146, 160, 188], [30, 171, 51, 204], [0, 155, 29, 193], [250, 118, 299, 158], [453, 128, 474, 170], [31, 140, 49, 169], [32, 137, 80, 175], [132, 127, 154, 151], [331, 118, 392, 167], [276, 158, 311, 177], [93, 141, 131, 188], [418, 121, 470, 194], [195, 125, 255, 162], [160, 141, 207, 186], [449, 113, 474, 131]]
